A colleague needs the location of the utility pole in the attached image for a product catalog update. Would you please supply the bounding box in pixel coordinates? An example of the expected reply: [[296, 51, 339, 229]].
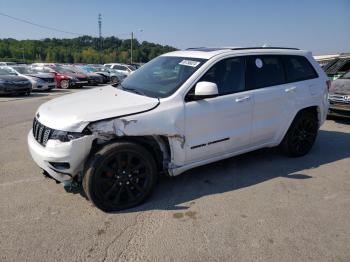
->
[[98, 13, 102, 63], [130, 32, 133, 64], [20, 47, 25, 62], [130, 30, 143, 64]]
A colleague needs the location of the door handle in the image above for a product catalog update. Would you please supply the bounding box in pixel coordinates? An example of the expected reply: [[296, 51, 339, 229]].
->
[[285, 87, 296, 93], [235, 96, 251, 102]]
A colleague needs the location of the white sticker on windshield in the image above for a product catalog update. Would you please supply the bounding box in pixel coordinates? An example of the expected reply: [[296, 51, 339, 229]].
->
[[179, 60, 200, 67], [255, 58, 263, 68]]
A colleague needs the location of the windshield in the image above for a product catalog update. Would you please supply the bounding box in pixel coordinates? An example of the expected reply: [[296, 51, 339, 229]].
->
[[120, 56, 206, 98], [341, 70, 350, 79], [0, 67, 17, 75], [12, 66, 36, 74]]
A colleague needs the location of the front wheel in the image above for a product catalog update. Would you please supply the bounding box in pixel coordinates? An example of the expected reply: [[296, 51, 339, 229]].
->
[[280, 111, 318, 157], [83, 142, 158, 212], [110, 76, 119, 84]]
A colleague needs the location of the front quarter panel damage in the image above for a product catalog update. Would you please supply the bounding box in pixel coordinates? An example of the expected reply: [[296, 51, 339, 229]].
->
[[87, 103, 186, 173]]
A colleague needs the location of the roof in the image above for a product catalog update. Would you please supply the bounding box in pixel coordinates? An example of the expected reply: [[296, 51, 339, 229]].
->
[[163, 46, 305, 59]]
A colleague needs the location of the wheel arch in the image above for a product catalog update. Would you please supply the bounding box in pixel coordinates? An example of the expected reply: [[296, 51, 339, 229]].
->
[[87, 135, 171, 174], [277, 105, 320, 146]]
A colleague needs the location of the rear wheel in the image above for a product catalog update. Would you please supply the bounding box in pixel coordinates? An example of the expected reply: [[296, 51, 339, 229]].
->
[[60, 80, 69, 89], [280, 111, 318, 157], [83, 142, 158, 212]]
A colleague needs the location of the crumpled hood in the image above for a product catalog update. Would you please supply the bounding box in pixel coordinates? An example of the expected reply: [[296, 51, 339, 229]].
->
[[330, 79, 350, 94], [36, 85, 159, 132]]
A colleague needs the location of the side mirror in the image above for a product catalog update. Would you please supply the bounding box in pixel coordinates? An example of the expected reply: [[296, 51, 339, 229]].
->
[[188, 81, 219, 100]]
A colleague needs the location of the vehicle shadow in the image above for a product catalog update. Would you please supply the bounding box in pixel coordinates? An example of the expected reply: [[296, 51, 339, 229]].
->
[[119, 129, 350, 213], [327, 115, 350, 125]]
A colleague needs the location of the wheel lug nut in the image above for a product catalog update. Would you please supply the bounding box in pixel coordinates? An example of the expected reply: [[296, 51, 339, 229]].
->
[[126, 181, 130, 185], [128, 174, 132, 178]]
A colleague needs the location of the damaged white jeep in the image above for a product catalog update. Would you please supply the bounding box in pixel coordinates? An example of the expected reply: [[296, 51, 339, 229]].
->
[[28, 47, 329, 212]]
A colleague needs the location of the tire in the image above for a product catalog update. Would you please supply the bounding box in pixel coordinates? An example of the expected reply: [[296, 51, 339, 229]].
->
[[60, 80, 69, 89], [83, 141, 158, 212], [280, 111, 318, 157]]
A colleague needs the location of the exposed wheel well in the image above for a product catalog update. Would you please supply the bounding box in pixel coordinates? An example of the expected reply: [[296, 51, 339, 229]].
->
[[88, 135, 170, 173], [297, 106, 320, 126]]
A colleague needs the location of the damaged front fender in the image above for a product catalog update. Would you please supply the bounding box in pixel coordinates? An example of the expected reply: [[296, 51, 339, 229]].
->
[[87, 108, 186, 174]]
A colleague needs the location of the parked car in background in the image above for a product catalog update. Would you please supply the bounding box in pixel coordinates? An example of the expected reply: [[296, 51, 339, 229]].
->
[[28, 47, 329, 212], [62, 65, 104, 86], [10, 65, 56, 91], [103, 63, 135, 76], [328, 70, 350, 118], [100, 67, 127, 83], [0, 66, 32, 95], [82, 65, 126, 84], [322, 54, 350, 80], [79, 65, 110, 83], [33, 65, 88, 89], [0, 61, 17, 66], [128, 63, 142, 69]]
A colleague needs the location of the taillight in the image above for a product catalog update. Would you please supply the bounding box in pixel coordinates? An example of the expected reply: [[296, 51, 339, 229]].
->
[[326, 80, 331, 91]]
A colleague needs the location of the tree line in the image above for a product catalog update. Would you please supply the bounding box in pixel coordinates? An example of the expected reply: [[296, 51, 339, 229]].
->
[[0, 36, 177, 64]]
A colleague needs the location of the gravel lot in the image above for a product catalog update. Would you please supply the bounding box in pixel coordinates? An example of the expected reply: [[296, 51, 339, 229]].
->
[[0, 87, 349, 262]]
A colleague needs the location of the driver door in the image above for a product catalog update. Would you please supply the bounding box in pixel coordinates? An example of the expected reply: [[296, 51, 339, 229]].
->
[[184, 57, 254, 164]]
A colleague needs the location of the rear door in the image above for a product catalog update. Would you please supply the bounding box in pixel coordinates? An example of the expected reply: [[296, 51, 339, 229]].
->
[[246, 55, 292, 146]]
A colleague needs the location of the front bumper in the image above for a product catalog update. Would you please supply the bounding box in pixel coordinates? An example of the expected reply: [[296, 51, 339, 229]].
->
[[27, 130, 95, 182], [0, 85, 31, 94], [33, 81, 56, 90], [328, 101, 350, 118]]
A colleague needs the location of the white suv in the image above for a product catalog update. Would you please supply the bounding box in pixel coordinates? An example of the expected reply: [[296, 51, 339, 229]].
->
[[104, 63, 135, 76], [28, 47, 329, 212]]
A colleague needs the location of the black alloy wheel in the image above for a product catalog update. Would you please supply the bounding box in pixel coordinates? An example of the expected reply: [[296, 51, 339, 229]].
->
[[83, 142, 158, 212], [280, 111, 318, 157]]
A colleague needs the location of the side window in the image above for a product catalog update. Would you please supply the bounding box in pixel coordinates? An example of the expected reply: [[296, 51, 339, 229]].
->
[[198, 57, 246, 95], [246, 55, 285, 89], [283, 55, 318, 82]]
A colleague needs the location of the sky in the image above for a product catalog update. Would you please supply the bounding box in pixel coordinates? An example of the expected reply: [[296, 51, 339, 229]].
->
[[0, 0, 349, 55]]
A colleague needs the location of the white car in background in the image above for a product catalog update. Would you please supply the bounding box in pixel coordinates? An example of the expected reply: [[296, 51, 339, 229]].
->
[[104, 63, 136, 76], [28, 47, 329, 212], [9, 65, 56, 91]]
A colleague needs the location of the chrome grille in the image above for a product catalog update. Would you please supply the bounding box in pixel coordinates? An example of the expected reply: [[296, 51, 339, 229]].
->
[[329, 94, 350, 104], [32, 118, 53, 146]]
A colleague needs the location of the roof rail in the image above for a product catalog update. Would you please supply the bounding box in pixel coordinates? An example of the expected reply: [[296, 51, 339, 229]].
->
[[231, 47, 299, 51], [185, 46, 300, 51], [186, 47, 207, 50]]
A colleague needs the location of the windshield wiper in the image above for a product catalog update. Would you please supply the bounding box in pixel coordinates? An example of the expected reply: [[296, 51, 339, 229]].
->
[[118, 84, 148, 96], [123, 87, 148, 96]]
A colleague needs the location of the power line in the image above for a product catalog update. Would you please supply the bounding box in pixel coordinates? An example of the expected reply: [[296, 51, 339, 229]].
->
[[0, 11, 85, 36]]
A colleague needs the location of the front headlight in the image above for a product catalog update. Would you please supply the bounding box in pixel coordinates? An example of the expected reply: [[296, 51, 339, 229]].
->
[[50, 130, 85, 142]]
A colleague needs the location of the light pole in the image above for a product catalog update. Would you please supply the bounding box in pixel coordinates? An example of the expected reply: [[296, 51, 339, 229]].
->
[[130, 29, 143, 64], [20, 47, 25, 62]]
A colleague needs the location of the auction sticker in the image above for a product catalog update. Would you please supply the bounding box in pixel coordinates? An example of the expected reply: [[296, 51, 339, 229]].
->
[[255, 58, 263, 68], [179, 60, 200, 67]]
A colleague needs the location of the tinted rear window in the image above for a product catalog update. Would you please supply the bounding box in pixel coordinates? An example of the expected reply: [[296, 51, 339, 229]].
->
[[283, 55, 318, 82], [246, 55, 285, 89]]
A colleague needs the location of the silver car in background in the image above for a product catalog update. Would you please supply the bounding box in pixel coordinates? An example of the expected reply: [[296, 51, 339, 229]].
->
[[10, 65, 56, 91]]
